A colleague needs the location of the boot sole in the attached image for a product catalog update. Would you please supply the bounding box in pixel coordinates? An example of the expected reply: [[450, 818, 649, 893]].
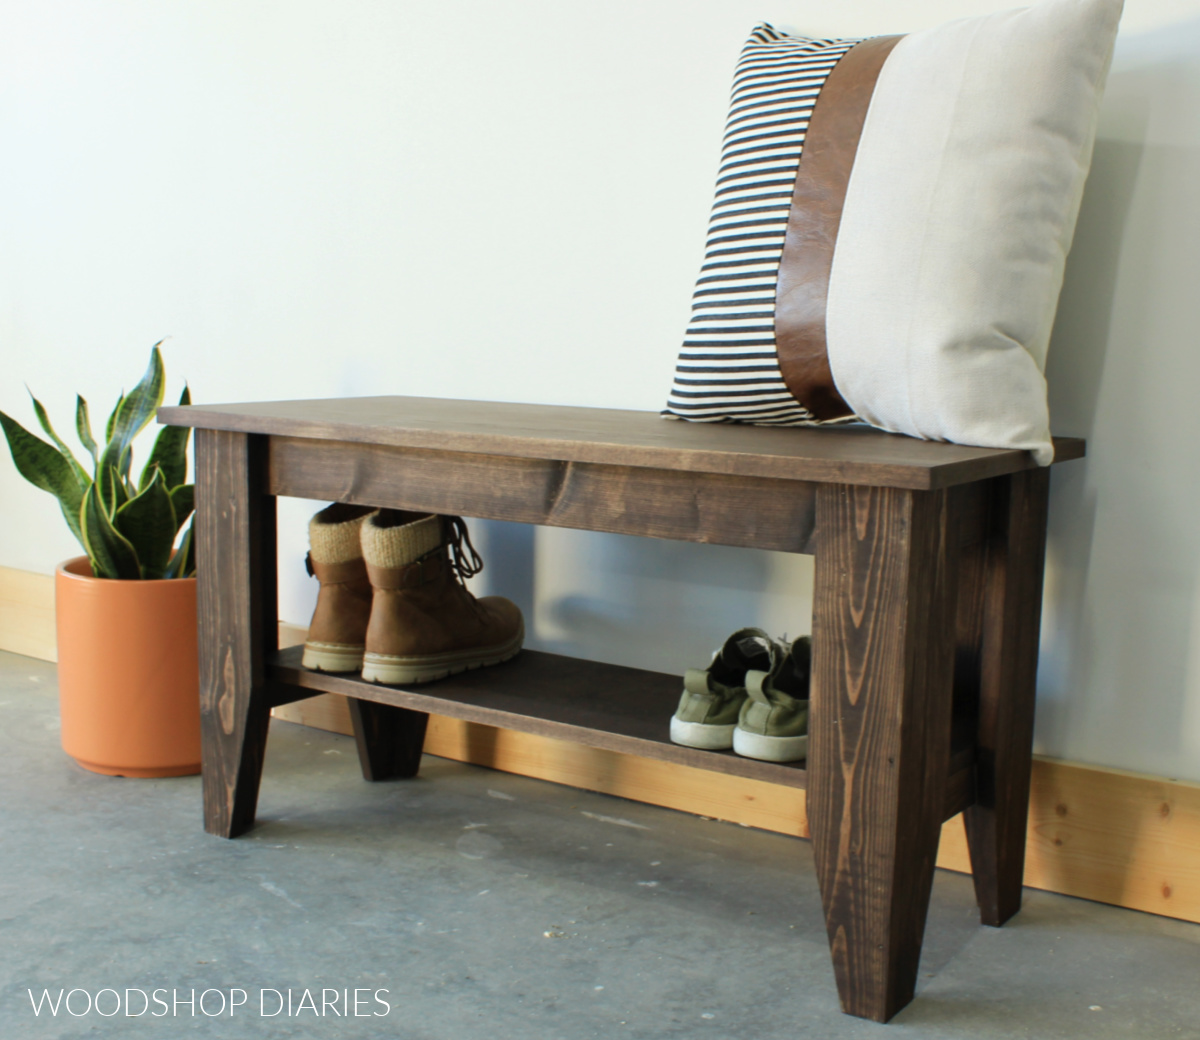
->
[[302, 642, 365, 673], [360, 623, 525, 685]]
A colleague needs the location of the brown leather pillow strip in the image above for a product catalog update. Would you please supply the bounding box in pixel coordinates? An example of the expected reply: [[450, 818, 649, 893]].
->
[[774, 34, 904, 421]]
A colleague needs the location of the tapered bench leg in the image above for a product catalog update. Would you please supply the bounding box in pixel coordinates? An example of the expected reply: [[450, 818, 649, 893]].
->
[[348, 699, 429, 780], [809, 484, 959, 1022], [196, 429, 278, 839], [963, 469, 1051, 926]]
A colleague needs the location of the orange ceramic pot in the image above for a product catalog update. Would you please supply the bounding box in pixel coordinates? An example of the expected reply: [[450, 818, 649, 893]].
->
[[55, 557, 201, 777]]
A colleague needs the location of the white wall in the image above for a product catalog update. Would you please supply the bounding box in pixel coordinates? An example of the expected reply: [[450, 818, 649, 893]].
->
[[2, 0, 1198, 781]]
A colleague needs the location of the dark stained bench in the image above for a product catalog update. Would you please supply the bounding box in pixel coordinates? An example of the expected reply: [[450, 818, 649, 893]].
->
[[158, 395, 1084, 1023]]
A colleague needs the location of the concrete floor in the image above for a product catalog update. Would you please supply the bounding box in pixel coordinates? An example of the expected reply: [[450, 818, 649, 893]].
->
[[1, 649, 1198, 1040]]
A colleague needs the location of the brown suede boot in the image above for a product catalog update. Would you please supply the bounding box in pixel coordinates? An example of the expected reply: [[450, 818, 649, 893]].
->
[[301, 504, 377, 673], [360, 510, 524, 684]]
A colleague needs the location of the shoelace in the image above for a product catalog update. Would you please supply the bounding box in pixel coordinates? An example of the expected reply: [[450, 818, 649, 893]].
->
[[440, 515, 490, 623], [444, 515, 484, 582]]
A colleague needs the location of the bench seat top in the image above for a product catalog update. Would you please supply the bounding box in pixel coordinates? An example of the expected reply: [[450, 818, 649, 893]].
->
[[158, 395, 1084, 490]]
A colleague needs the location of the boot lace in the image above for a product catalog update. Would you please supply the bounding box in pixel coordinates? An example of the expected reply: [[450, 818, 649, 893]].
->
[[442, 515, 488, 621], [445, 515, 484, 582]]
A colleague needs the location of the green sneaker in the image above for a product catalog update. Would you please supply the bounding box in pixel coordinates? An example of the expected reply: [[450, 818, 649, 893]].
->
[[670, 628, 777, 750], [733, 635, 810, 763]]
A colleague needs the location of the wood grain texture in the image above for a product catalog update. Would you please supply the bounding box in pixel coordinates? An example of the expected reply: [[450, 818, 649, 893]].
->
[[270, 646, 976, 814], [268, 437, 818, 554], [963, 469, 1051, 925], [347, 698, 428, 781], [1022, 760, 1200, 922], [159, 395, 1083, 490], [940, 761, 1200, 924], [269, 646, 809, 788], [162, 395, 1083, 1020], [0, 565, 56, 662], [196, 429, 278, 839], [809, 485, 959, 1022]]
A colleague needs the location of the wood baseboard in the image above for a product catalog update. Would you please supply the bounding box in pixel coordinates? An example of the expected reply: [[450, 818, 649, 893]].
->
[[0, 564, 57, 662], [7, 566, 1198, 924]]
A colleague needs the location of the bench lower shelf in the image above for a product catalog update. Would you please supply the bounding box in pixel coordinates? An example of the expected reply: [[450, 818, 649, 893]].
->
[[268, 646, 976, 819]]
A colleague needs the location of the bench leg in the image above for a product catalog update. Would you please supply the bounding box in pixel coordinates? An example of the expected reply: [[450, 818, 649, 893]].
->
[[810, 485, 958, 1022], [196, 429, 277, 839], [963, 469, 1051, 926], [348, 699, 429, 780]]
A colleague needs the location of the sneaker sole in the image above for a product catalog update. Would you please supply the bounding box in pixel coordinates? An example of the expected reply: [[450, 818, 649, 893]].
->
[[302, 642, 365, 673], [669, 717, 736, 750], [733, 728, 808, 763], [360, 623, 525, 685]]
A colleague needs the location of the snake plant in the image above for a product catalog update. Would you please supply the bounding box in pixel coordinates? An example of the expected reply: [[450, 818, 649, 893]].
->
[[0, 344, 195, 579]]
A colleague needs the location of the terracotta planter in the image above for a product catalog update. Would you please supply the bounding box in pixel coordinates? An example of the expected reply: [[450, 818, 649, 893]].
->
[[55, 557, 201, 777]]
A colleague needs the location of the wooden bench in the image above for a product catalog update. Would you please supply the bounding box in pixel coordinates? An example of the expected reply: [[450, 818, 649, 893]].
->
[[158, 395, 1084, 1023]]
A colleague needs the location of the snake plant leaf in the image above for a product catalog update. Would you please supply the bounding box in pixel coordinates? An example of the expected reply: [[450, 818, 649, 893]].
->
[[99, 463, 130, 517], [0, 409, 87, 549], [169, 483, 194, 533], [164, 519, 195, 579], [119, 442, 133, 487], [104, 392, 123, 443], [75, 395, 99, 465], [114, 465, 176, 579], [81, 482, 142, 579], [3, 344, 194, 580], [29, 391, 92, 489], [144, 384, 191, 491], [98, 344, 165, 495], [98, 345, 162, 508], [180, 518, 196, 577]]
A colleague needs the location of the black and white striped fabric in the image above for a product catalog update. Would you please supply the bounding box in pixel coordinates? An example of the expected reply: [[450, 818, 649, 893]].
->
[[664, 26, 858, 425]]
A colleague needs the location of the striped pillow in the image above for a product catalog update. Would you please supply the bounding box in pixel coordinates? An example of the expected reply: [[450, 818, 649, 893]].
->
[[665, 1, 1123, 465]]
